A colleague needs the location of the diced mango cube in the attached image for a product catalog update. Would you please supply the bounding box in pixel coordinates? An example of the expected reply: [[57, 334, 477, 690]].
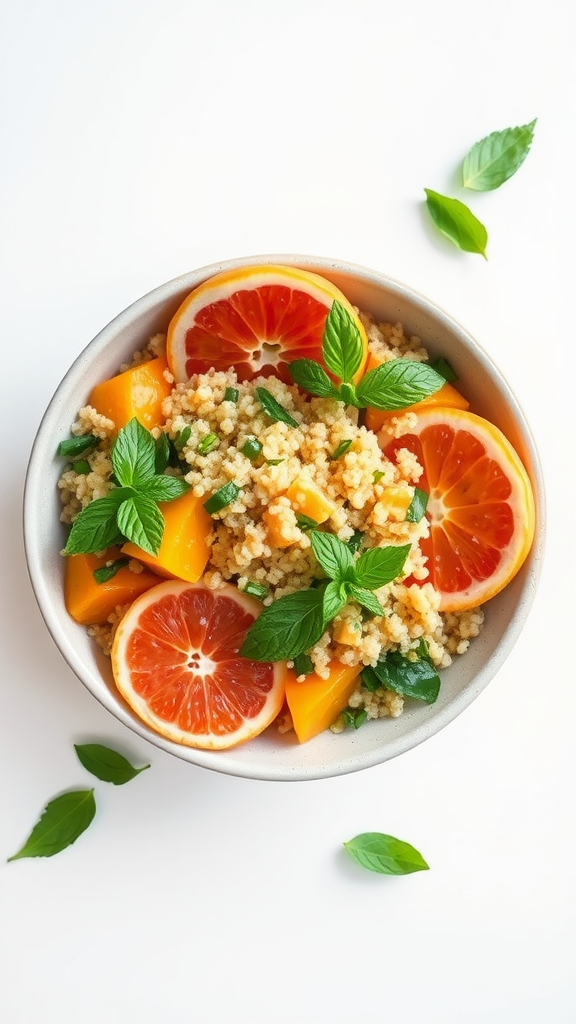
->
[[121, 489, 211, 583], [88, 356, 172, 433], [64, 547, 159, 625], [285, 473, 336, 524], [285, 661, 362, 743]]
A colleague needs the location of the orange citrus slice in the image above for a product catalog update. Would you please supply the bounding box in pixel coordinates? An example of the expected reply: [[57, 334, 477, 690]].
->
[[382, 407, 535, 611], [166, 264, 368, 384], [111, 580, 286, 749]]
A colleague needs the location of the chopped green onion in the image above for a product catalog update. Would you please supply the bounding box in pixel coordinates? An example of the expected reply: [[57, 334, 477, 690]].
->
[[93, 558, 129, 585], [224, 386, 239, 403], [173, 426, 192, 451], [255, 387, 299, 427], [241, 437, 263, 461], [242, 580, 268, 600], [295, 512, 320, 531], [330, 439, 353, 460], [341, 707, 368, 729], [203, 481, 242, 515], [346, 530, 364, 554], [72, 459, 91, 475], [56, 434, 97, 458], [197, 432, 219, 456], [293, 652, 314, 677], [373, 470, 385, 484], [266, 459, 285, 466]]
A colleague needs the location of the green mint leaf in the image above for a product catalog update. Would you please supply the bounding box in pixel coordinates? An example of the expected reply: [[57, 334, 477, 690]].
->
[[354, 544, 410, 590], [356, 359, 445, 411], [343, 832, 429, 875], [255, 387, 299, 427], [289, 359, 341, 399], [430, 356, 458, 382], [57, 434, 97, 458], [173, 426, 192, 451], [111, 418, 156, 488], [7, 789, 96, 861], [74, 743, 150, 785], [322, 301, 363, 383], [346, 583, 385, 617], [93, 557, 129, 584], [154, 432, 171, 474], [63, 490, 133, 555], [424, 189, 488, 258], [322, 579, 347, 623], [240, 589, 326, 662], [338, 381, 359, 407], [462, 119, 537, 192], [406, 488, 428, 524], [295, 512, 320, 531], [346, 530, 365, 554], [138, 475, 190, 503], [116, 493, 164, 555], [293, 652, 314, 677], [310, 530, 355, 581], [363, 641, 441, 704]]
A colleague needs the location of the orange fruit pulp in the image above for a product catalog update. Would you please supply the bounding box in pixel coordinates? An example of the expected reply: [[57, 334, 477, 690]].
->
[[166, 264, 368, 385], [111, 580, 286, 749], [382, 407, 535, 611]]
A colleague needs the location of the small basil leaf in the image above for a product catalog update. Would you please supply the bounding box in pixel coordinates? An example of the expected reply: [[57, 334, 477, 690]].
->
[[462, 119, 537, 192], [138, 475, 190, 503], [111, 418, 156, 487], [74, 744, 150, 785], [255, 387, 299, 427], [346, 583, 384, 617], [355, 360, 445, 411], [364, 643, 441, 704], [424, 189, 488, 258], [322, 301, 364, 383], [343, 832, 429, 875], [406, 488, 428, 524], [310, 531, 355, 581], [116, 493, 164, 555], [322, 579, 347, 623], [63, 489, 133, 555], [289, 359, 341, 399], [240, 589, 326, 662], [7, 790, 96, 861], [354, 544, 411, 590]]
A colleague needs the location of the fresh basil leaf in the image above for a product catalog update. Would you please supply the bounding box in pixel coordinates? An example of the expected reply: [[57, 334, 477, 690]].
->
[[116, 493, 164, 555], [154, 432, 170, 474], [138, 475, 190, 503], [355, 360, 445, 411], [311, 531, 355, 581], [424, 188, 488, 258], [430, 356, 458, 383], [343, 832, 429, 875], [7, 789, 96, 861], [255, 387, 299, 427], [240, 588, 326, 662], [322, 301, 364, 383], [63, 490, 133, 555], [74, 743, 150, 785], [289, 359, 341, 399], [363, 643, 441, 704], [354, 544, 410, 590], [462, 119, 537, 191], [93, 557, 129, 584], [111, 418, 156, 488], [56, 434, 97, 458], [322, 579, 347, 623], [406, 488, 428, 524], [346, 583, 385, 617]]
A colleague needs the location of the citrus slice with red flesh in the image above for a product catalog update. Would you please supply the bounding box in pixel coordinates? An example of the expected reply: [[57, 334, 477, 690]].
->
[[166, 264, 368, 384], [382, 407, 535, 611], [111, 580, 286, 749]]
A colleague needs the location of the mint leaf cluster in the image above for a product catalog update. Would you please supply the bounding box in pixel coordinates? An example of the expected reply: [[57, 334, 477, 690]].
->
[[289, 300, 444, 410], [62, 418, 190, 557], [240, 531, 410, 663]]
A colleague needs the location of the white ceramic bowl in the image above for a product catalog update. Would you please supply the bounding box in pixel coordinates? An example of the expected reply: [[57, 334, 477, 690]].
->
[[23, 255, 545, 781]]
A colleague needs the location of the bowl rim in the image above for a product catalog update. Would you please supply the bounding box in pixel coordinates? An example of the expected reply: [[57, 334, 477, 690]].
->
[[23, 253, 546, 781]]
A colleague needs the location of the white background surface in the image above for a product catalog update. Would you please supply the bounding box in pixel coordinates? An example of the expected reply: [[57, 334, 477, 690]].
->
[[1, 2, 574, 1023]]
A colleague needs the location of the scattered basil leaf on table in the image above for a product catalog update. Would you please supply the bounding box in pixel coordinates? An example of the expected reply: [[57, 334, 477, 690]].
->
[[462, 119, 537, 191], [424, 189, 488, 258], [7, 790, 96, 862], [344, 832, 429, 875], [74, 744, 150, 785]]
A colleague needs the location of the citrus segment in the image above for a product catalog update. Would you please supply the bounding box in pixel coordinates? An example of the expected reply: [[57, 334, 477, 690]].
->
[[166, 264, 368, 385], [111, 581, 286, 749], [382, 407, 535, 611]]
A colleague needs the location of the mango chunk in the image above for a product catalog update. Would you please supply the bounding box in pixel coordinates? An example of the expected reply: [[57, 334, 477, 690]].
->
[[377, 484, 413, 522], [285, 473, 336, 524], [64, 547, 159, 625], [88, 356, 172, 433], [285, 661, 362, 743], [262, 506, 297, 549], [121, 488, 211, 583]]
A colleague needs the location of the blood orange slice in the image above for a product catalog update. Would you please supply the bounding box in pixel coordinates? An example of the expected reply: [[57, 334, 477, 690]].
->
[[382, 407, 535, 611], [111, 580, 286, 749], [166, 264, 368, 384]]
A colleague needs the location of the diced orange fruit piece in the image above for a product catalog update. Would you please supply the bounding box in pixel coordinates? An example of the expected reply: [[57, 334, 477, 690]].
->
[[285, 474, 336, 524], [285, 661, 362, 743], [88, 356, 172, 433], [262, 507, 294, 548], [64, 546, 159, 625], [375, 485, 413, 522], [121, 489, 212, 583]]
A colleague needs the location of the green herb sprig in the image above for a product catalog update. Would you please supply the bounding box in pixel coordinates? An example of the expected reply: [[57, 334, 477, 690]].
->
[[240, 532, 409, 662], [344, 832, 429, 875], [361, 639, 441, 705], [289, 301, 445, 411], [62, 418, 190, 557]]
